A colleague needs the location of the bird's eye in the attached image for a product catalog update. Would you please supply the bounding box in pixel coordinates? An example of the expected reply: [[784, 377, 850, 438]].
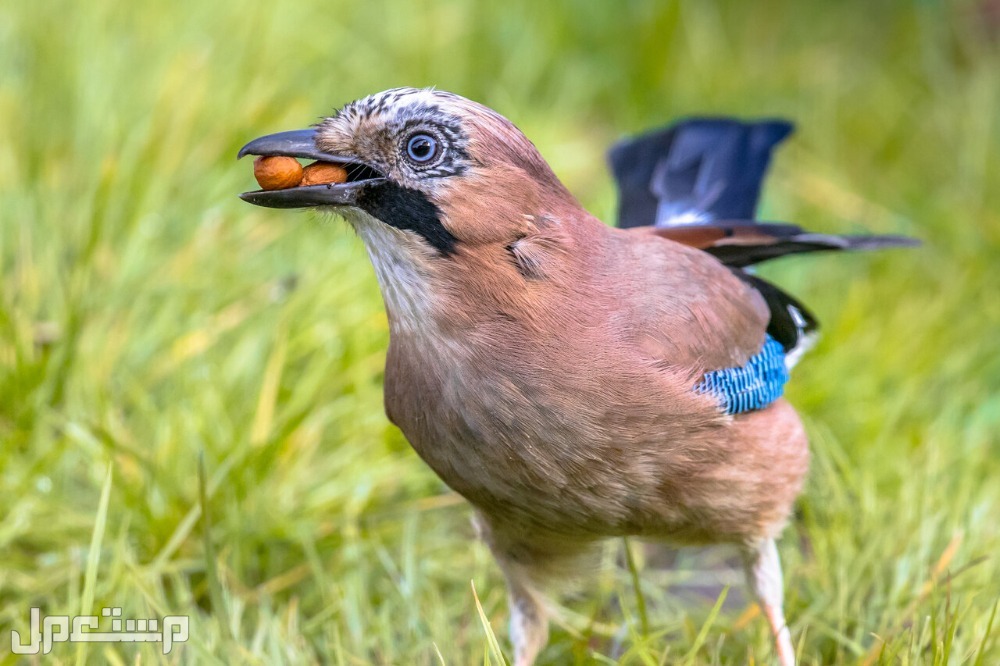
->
[[405, 133, 439, 164]]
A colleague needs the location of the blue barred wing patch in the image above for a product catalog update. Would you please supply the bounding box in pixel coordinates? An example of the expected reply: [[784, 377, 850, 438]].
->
[[694, 334, 788, 415]]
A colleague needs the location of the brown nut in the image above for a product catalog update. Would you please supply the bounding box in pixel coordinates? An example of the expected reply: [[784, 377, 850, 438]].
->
[[300, 162, 348, 186], [253, 156, 303, 191]]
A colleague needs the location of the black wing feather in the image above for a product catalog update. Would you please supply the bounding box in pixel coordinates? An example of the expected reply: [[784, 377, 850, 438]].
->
[[731, 270, 818, 353], [703, 230, 921, 268], [609, 116, 919, 360], [609, 118, 793, 228]]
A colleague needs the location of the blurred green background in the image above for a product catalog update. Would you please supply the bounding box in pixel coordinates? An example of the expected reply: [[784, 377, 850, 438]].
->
[[2, 1, 998, 663]]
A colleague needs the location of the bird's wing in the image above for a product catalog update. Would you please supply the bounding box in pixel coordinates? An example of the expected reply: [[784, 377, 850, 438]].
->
[[608, 118, 918, 268], [609, 231, 773, 373], [609, 116, 918, 363], [646, 221, 920, 268], [604, 229, 809, 416], [623, 223, 822, 362], [728, 268, 818, 357], [609, 117, 793, 229]]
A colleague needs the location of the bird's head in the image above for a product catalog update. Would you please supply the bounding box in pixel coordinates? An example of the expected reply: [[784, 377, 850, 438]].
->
[[239, 88, 597, 335], [239, 87, 579, 257]]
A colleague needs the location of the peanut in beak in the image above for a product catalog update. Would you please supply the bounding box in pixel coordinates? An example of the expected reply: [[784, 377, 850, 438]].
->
[[253, 156, 347, 191]]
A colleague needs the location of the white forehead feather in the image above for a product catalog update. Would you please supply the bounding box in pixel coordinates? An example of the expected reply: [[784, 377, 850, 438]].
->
[[327, 87, 515, 135], [337, 88, 461, 124], [316, 87, 557, 187]]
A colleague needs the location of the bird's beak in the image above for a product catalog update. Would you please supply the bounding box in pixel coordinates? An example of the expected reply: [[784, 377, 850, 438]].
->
[[237, 129, 385, 209]]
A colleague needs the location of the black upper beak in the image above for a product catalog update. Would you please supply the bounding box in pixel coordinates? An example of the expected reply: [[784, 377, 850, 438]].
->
[[237, 129, 352, 163], [237, 129, 384, 209]]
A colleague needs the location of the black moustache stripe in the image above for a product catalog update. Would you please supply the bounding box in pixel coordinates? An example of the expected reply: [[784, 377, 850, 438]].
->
[[357, 181, 458, 256]]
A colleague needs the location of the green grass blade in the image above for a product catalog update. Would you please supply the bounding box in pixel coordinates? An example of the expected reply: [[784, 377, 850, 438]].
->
[[75, 464, 113, 666], [973, 598, 999, 666], [682, 586, 728, 666], [472, 580, 508, 666], [623, 536, 651, 637], [200, 451, 234, 642]]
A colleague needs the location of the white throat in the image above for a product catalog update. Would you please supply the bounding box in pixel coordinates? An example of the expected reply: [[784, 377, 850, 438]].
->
[[341, 209, 439, 335]]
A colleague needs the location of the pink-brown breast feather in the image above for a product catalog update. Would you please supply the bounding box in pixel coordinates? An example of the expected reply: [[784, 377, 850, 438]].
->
[[381, 211, 777, 534]]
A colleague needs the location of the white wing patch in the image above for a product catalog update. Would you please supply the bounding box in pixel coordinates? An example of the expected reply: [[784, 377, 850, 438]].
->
[[654, 204, 711, 227], [784, 304, 818, 369]]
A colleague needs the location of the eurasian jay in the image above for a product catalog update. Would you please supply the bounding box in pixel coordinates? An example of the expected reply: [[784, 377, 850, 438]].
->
[[238, 88, 916, 666]]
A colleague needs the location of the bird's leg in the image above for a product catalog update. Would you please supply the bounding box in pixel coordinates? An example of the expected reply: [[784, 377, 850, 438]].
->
[[473, 513, 550, 666], [742, 538, 796, 666], [502, 570, 549, 666]]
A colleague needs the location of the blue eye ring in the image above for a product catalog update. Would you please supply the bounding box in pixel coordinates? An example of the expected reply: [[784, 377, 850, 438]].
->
[[405, 133, 439, 164]]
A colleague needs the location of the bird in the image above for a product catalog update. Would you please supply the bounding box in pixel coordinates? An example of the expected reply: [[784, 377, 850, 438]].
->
[[237, 88, 917, 666]]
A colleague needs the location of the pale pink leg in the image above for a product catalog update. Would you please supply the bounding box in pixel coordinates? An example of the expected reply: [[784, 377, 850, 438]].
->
[[473, 513, 550, 666], [743, 538, 796, 666], [505, 576, 548, 666]]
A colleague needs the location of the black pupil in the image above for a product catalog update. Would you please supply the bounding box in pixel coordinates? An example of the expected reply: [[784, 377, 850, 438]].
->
[[409, 136, 433, 160]]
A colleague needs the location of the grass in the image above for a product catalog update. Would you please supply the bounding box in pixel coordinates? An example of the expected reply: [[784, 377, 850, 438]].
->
[[2, 0, 999, 663]]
